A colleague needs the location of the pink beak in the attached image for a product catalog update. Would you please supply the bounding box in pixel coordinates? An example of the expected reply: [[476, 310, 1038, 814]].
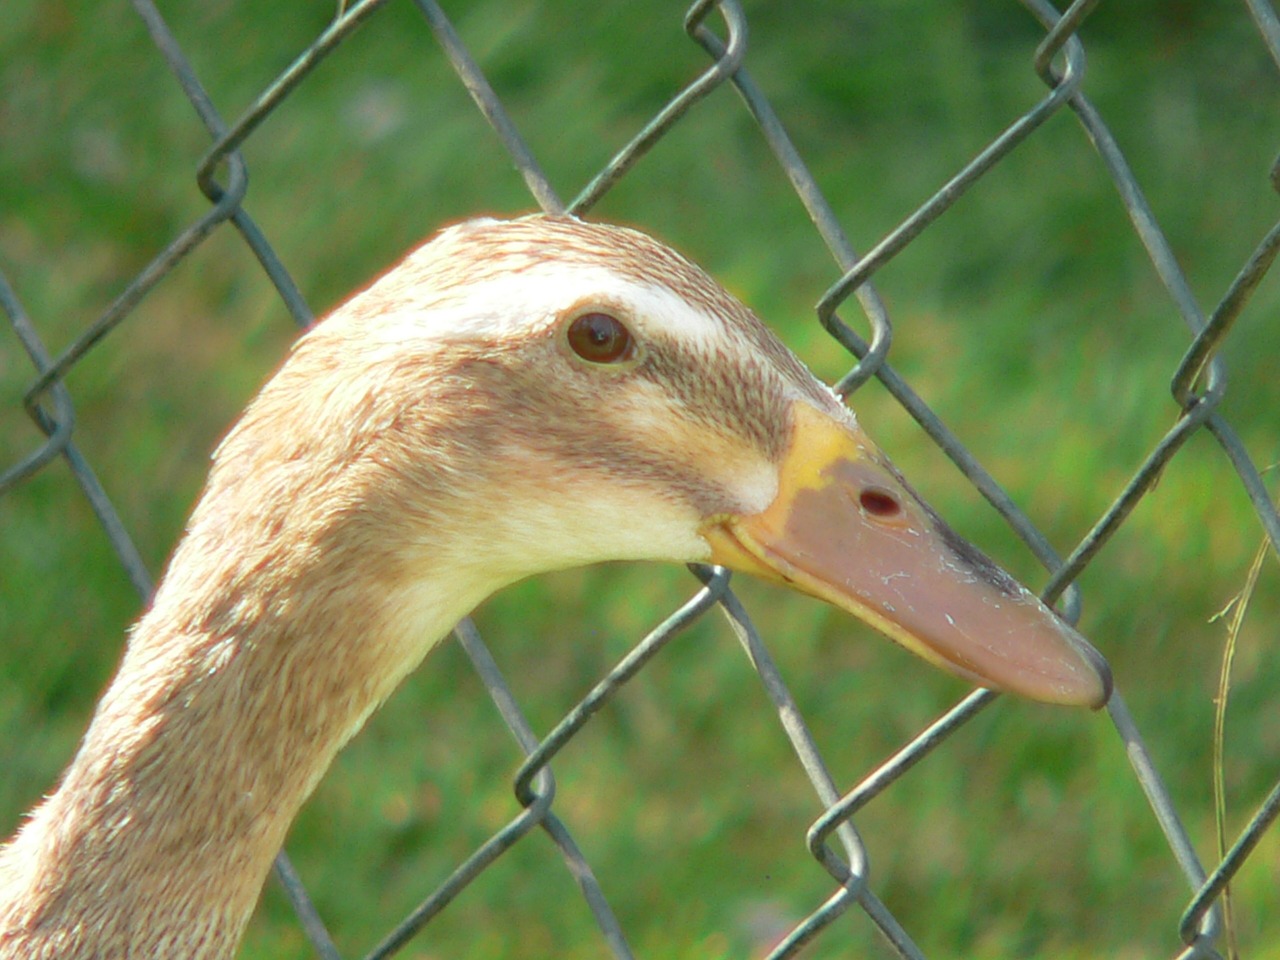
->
[[701, 402, 1111, 708]]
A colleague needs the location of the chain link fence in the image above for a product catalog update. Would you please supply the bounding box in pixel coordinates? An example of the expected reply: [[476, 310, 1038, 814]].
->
[[3, 1, 1279, 957]]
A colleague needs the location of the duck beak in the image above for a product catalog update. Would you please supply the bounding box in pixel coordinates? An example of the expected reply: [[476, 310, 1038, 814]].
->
[[701, 402, 1111, 708]]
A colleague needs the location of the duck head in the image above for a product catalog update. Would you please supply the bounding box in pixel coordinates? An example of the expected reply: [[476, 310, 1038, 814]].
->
[[231, 215, 1108, 709]]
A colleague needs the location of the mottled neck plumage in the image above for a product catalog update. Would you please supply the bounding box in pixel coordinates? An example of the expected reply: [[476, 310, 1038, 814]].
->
[[0, 347, 493, 960]]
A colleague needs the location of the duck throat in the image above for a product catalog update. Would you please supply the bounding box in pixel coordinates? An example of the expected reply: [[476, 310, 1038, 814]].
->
[[0, 503, 486, 960], [0, 332, 521, 958]]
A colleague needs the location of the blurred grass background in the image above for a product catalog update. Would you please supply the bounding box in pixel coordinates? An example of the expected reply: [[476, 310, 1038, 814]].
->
[[2, 1, 1279, 957]]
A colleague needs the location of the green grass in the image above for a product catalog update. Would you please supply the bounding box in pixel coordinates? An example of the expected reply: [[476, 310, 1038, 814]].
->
[[2, 1, 1279, 957]]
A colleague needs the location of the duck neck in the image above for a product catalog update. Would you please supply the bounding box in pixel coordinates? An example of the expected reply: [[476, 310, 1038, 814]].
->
[[0, 500, 490, 960]]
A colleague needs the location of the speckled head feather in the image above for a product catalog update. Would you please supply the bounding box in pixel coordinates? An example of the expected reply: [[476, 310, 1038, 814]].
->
[[345, 214, 841, 455]]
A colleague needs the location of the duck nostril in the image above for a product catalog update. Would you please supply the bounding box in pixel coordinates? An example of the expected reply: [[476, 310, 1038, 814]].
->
[[859, 488, 902, 518]]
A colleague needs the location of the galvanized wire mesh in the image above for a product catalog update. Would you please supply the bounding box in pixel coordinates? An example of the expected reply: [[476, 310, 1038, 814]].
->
[[3, 1, 1279, 957]]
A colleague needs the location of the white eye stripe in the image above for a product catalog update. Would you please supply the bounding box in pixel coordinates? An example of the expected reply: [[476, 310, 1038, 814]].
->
[[338, 261, 733, 357]]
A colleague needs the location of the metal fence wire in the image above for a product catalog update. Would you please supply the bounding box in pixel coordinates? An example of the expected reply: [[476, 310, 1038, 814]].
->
[[3, 1, 1279, 958]]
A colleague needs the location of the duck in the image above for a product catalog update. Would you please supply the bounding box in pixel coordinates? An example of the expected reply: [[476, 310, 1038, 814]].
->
[[0, 215, 1110, 959]]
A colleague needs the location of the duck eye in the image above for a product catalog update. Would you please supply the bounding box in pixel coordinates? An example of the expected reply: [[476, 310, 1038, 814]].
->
[[565, 312, 635, 364]]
